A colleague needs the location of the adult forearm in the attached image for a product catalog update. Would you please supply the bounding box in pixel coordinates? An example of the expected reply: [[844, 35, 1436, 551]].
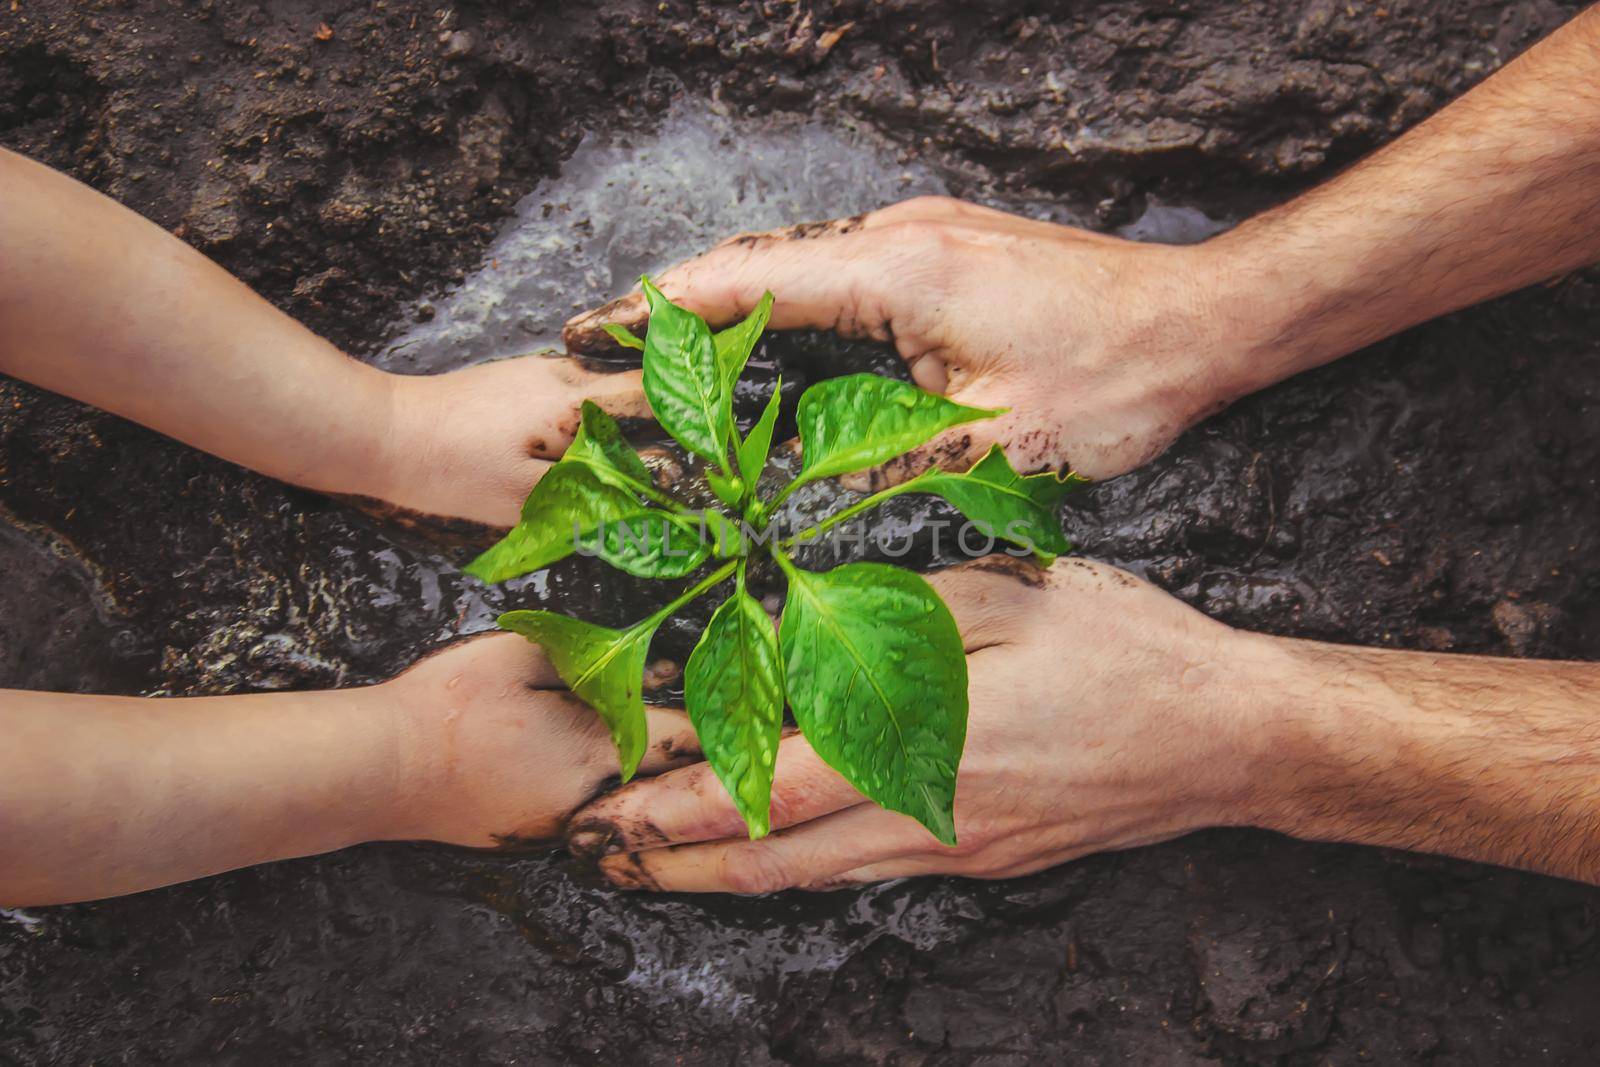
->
[[0, 687, 407, 906], [1193, 6, 1600, 397], [1240, 635, 1600, 884], [0, 148, 403, 499]]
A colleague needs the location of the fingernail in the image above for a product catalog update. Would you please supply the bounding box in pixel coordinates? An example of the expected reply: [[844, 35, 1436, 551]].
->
[[575, 294, 639, 327], [566, 824, 621, 860], [599, 853, 656, 891]]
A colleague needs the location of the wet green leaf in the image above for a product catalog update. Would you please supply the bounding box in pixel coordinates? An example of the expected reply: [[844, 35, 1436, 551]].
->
[[706, 468, 745, 509], [778, 560, 967, 844], [713, 291, 774, 400], [905, 444, 1086, 564], [641, 277, 727, 464], [465, 462, 639, 584], [565, 400, 653, 494], [737, 377, 783, 487], [685, 588, 784, 838], [498, 610, 659, 781], [699, 509, 743, 557], [602, 322, 645, 351], [795, 374, 1000, 488], [582, 511, 710, 579]]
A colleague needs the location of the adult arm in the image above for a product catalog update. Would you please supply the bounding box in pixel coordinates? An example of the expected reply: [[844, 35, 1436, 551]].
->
[[0, 636, 695, 907], [564, 5, 1600, 485], [0, 149, 647, 527], [1249, 636, 1600, 883], [566, 560, 1600, 892], [1203, 2, 1600, 396]]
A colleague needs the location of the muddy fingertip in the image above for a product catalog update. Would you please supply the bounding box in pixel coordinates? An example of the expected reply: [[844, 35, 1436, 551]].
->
[[565, 819, 623, 860], [598, 851, 659, 891], [562, 292, 649, 354]]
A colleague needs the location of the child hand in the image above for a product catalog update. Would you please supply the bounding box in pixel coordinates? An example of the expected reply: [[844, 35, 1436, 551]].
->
[[378, 356, 651, 529], [380, 633, 697, 848]]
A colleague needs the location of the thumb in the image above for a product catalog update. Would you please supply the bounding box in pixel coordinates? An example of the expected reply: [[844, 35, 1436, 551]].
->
[[636, 706, 701, 777], [838, 413, 1009, 493], [563, 364, 652, 423], [566, 732, 862, 858], [563, 216, 905, 353]]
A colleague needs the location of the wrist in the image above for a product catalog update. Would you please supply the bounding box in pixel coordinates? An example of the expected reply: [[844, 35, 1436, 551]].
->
[[1183, 627, 1327, 833], [357, 369, 434, 511], [1184, 216, 1417, 404], [1107, 241, 1276, 437], [362, 669, 446, 843], [229, 686, 418, 855], [1155, 240, 1308, 408], [370, 367, 537, 528], [1227, 636, 1434, 845]]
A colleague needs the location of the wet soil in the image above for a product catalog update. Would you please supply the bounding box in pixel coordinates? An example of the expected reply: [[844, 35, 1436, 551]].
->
[[3, 1, 1599, 1063]]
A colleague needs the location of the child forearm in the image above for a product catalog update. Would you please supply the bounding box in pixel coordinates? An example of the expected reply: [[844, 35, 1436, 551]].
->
[[0, 148, 407, 503], [0, 634, 698, 907], [0, 148, 650, 527], [0, 686, 406, 906]]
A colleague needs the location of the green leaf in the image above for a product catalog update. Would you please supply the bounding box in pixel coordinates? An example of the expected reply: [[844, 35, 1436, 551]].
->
[[602, 323, 645, 351], [581, 511, 710, 578], [498, 610, 659, 781], [641, 277, 728, 465], [465, 462, 639, 584], [737, 376, 783, 487], [685, 588, 784, 839], [905, 444, 1087, 564], [778, 560, 967, 844], [795, 374, 1000, 488], [706, 468, 745, 510], [713, 291, 774, 398], [565, 400, 653, 494], [699, 509, 744, 557]]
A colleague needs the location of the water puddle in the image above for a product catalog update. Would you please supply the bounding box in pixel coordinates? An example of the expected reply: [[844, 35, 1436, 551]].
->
[[0, 908, 45, 935], [380, 100, 946, 374]]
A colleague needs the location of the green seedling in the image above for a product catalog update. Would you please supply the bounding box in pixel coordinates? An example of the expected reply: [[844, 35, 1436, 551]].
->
[[465, 278, 1087, 844]]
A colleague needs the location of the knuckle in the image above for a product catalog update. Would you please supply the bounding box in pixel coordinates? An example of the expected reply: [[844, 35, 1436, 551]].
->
[[969, 860, 1016, 880], [593, 777, 650, 819], [896, 194, 964, 218], [945, 824, 997, 860], [949, 838, 989, 861], [713, 228, 772, 252], [881, 218, 954, 255], [719, 850, 789, 896], [954, 844, 1010, 876]]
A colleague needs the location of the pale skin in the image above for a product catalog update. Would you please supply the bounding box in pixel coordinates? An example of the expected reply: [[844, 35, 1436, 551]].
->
[[0, 147, 650, 530], [0, 636, 699, 907], [3, 7, 1598, 906], [562, 6, 1600, 891], [0, 144, 659, 905]]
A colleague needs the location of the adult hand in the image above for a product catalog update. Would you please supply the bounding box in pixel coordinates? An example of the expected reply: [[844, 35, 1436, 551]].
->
[[384, 633, 696, 848], [563, 196, 1233, 488], [564, 558, 1275, 892], [379, 357, 650, 529]]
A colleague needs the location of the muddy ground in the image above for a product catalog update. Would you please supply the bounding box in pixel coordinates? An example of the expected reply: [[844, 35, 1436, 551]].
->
[[3, 1, 1599, 1063]]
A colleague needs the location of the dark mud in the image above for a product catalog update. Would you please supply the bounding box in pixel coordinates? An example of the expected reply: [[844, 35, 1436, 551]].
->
[[3, 1, 1599, 1063]]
